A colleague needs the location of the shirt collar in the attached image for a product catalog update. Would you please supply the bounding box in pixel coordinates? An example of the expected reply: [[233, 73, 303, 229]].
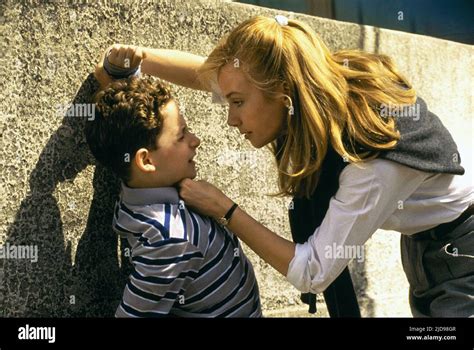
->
[[120, 183, 181, 205]]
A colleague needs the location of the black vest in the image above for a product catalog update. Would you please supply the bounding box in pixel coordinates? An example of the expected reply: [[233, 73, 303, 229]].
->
[[289, 97, 464, 316]]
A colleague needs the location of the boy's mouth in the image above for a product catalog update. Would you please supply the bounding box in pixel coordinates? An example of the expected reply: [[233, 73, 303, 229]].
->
[[240, 131, 252, 139]]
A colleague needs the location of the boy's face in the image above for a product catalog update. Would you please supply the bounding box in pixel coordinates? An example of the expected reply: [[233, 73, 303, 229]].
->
[[148, 99, 201, 186]]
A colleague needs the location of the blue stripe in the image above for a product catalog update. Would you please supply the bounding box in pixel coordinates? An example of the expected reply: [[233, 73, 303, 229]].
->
[[179, 204, 188, 240], [114, 222, 172, 246], [184, 253, 240, 304], [131, 268, 199, 285], [209, 219, 216, 245], [164, 203, 171, 234], [189, 211, 200, 246], [127, 280, 181, 302], [195, 260, 251, 314], [196, 232, 231, 278], [119, 301, 168, 318], [217, 282, 260, 318], [139, 237, 188, 248], [114, 223, 187, 248], [132, 251, 203, 266], [120, 202, 169, 239]]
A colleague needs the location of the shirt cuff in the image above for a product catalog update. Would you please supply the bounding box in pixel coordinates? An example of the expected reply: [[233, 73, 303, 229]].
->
[[286, 242, 314, 293]]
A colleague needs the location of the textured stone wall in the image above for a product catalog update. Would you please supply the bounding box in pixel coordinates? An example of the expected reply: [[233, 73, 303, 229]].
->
[[1, 0, 472, 317]]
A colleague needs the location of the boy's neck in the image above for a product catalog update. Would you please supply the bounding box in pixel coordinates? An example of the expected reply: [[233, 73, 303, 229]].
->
[[127, 175, 175, 189], [121, 183, 181, 206]]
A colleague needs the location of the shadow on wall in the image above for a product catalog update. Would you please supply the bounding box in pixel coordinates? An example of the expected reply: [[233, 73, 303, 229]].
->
[[1, 74, 131, 317]]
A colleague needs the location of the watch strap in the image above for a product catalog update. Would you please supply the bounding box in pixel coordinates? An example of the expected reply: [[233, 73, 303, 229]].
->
[[224, 203, 238, 221]]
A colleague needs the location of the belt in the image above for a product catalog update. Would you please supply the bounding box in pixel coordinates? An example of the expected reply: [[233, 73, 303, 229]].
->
[[412, 203, 474, 241]]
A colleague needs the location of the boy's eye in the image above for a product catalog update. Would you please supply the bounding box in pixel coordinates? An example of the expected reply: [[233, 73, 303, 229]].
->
[[178, 127, 191, 140]]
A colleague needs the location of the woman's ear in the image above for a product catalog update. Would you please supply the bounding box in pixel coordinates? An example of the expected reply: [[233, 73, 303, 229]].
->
[[134, 148, 156, 173], [282, 81, 291, 95], [279, 81, 293, 107]]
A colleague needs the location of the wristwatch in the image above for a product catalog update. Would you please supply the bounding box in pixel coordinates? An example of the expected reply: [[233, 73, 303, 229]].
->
[[217, 203, 239, 226], [103, 52, 142, 79]]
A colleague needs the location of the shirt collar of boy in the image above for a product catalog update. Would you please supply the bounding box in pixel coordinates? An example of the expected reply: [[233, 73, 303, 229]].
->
[[121, 182, 180, 205]]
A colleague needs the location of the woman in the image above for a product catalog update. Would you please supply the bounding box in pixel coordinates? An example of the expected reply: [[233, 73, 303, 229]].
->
[[95, 15, 473, 317]]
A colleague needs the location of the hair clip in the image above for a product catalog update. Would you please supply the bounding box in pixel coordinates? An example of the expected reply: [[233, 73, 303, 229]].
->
[[274, 15, 289, 26]]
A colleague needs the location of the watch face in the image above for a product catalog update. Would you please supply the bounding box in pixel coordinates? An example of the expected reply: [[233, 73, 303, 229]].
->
[[218, 217, 228, 226]]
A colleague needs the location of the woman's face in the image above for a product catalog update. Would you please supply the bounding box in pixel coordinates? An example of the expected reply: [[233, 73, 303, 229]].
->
[[217, 63, 287, 148]]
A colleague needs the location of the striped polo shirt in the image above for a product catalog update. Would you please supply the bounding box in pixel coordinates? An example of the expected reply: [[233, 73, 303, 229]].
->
[[113, 183, 262, 317]]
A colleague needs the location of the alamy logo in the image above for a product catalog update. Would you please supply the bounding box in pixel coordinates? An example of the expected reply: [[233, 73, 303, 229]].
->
[[216, 149, 258, 170], [56, 103, 96, 120], [379, 102, 420, 121], [18, 324, 55, 343], [0, 243, 38, 263], [325, 243, 365, 263]]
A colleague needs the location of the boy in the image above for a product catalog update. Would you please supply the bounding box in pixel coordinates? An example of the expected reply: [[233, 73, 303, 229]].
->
[[85, 77, 261, 317]]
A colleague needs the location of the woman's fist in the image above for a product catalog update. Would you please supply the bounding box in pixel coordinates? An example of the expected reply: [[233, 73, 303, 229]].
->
[[178, 179, 234, 219], [94, 44, 145, 90], [106, 44, 144, 70]]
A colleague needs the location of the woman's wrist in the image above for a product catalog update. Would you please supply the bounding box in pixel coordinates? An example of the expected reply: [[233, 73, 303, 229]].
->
[[214, 196, 235, 220], [103, 51, 141, 79], [94, 63, 113, 90]]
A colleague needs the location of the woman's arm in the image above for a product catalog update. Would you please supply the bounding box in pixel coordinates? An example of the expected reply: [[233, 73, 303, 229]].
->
[[178, 179, 295, 276], [226, 204, 296, 275], [179, 159, 428, 293], [94, 45, 210, 91], [141, 48, 209, 91]]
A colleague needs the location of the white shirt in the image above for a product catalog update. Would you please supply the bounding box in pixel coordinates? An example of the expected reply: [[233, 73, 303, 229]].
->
[[286, 158, 474, 294]]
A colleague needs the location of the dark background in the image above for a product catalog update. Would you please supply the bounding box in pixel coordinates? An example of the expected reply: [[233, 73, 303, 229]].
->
[[238, 0, 474, 45]]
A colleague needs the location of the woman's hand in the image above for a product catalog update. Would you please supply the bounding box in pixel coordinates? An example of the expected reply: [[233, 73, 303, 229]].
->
[[178, 179, 234, 219], [107, 44, 144, 69], [94, 44, 145, 90], [179, 178, 295, 276], [94, 46, 114, 89]]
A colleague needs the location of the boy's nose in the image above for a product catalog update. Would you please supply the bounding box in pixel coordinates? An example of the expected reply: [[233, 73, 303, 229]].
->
[[191, 133, 201, 148]]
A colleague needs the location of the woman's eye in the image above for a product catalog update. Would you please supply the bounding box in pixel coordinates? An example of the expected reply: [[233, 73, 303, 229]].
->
[[233, 101, 243, 107]]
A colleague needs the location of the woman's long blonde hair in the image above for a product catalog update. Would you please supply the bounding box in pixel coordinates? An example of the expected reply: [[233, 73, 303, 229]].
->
[[198, 15, 416, 198]]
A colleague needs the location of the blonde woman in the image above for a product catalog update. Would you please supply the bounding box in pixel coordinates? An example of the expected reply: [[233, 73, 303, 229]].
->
[[95, 16, 474, 317]]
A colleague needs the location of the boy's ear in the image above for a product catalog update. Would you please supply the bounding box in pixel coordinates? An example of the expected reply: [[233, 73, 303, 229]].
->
[[134, 148, 156, 173]]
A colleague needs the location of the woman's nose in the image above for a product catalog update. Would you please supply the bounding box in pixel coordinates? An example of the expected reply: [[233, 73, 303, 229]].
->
[[227, 111, 241, 127]]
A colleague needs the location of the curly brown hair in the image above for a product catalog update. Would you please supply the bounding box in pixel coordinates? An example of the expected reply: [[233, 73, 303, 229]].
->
[[85, 77, 172, 182]]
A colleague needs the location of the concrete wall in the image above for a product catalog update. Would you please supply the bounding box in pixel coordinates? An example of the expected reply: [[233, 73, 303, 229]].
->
[[1, 0, 472, 317]]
